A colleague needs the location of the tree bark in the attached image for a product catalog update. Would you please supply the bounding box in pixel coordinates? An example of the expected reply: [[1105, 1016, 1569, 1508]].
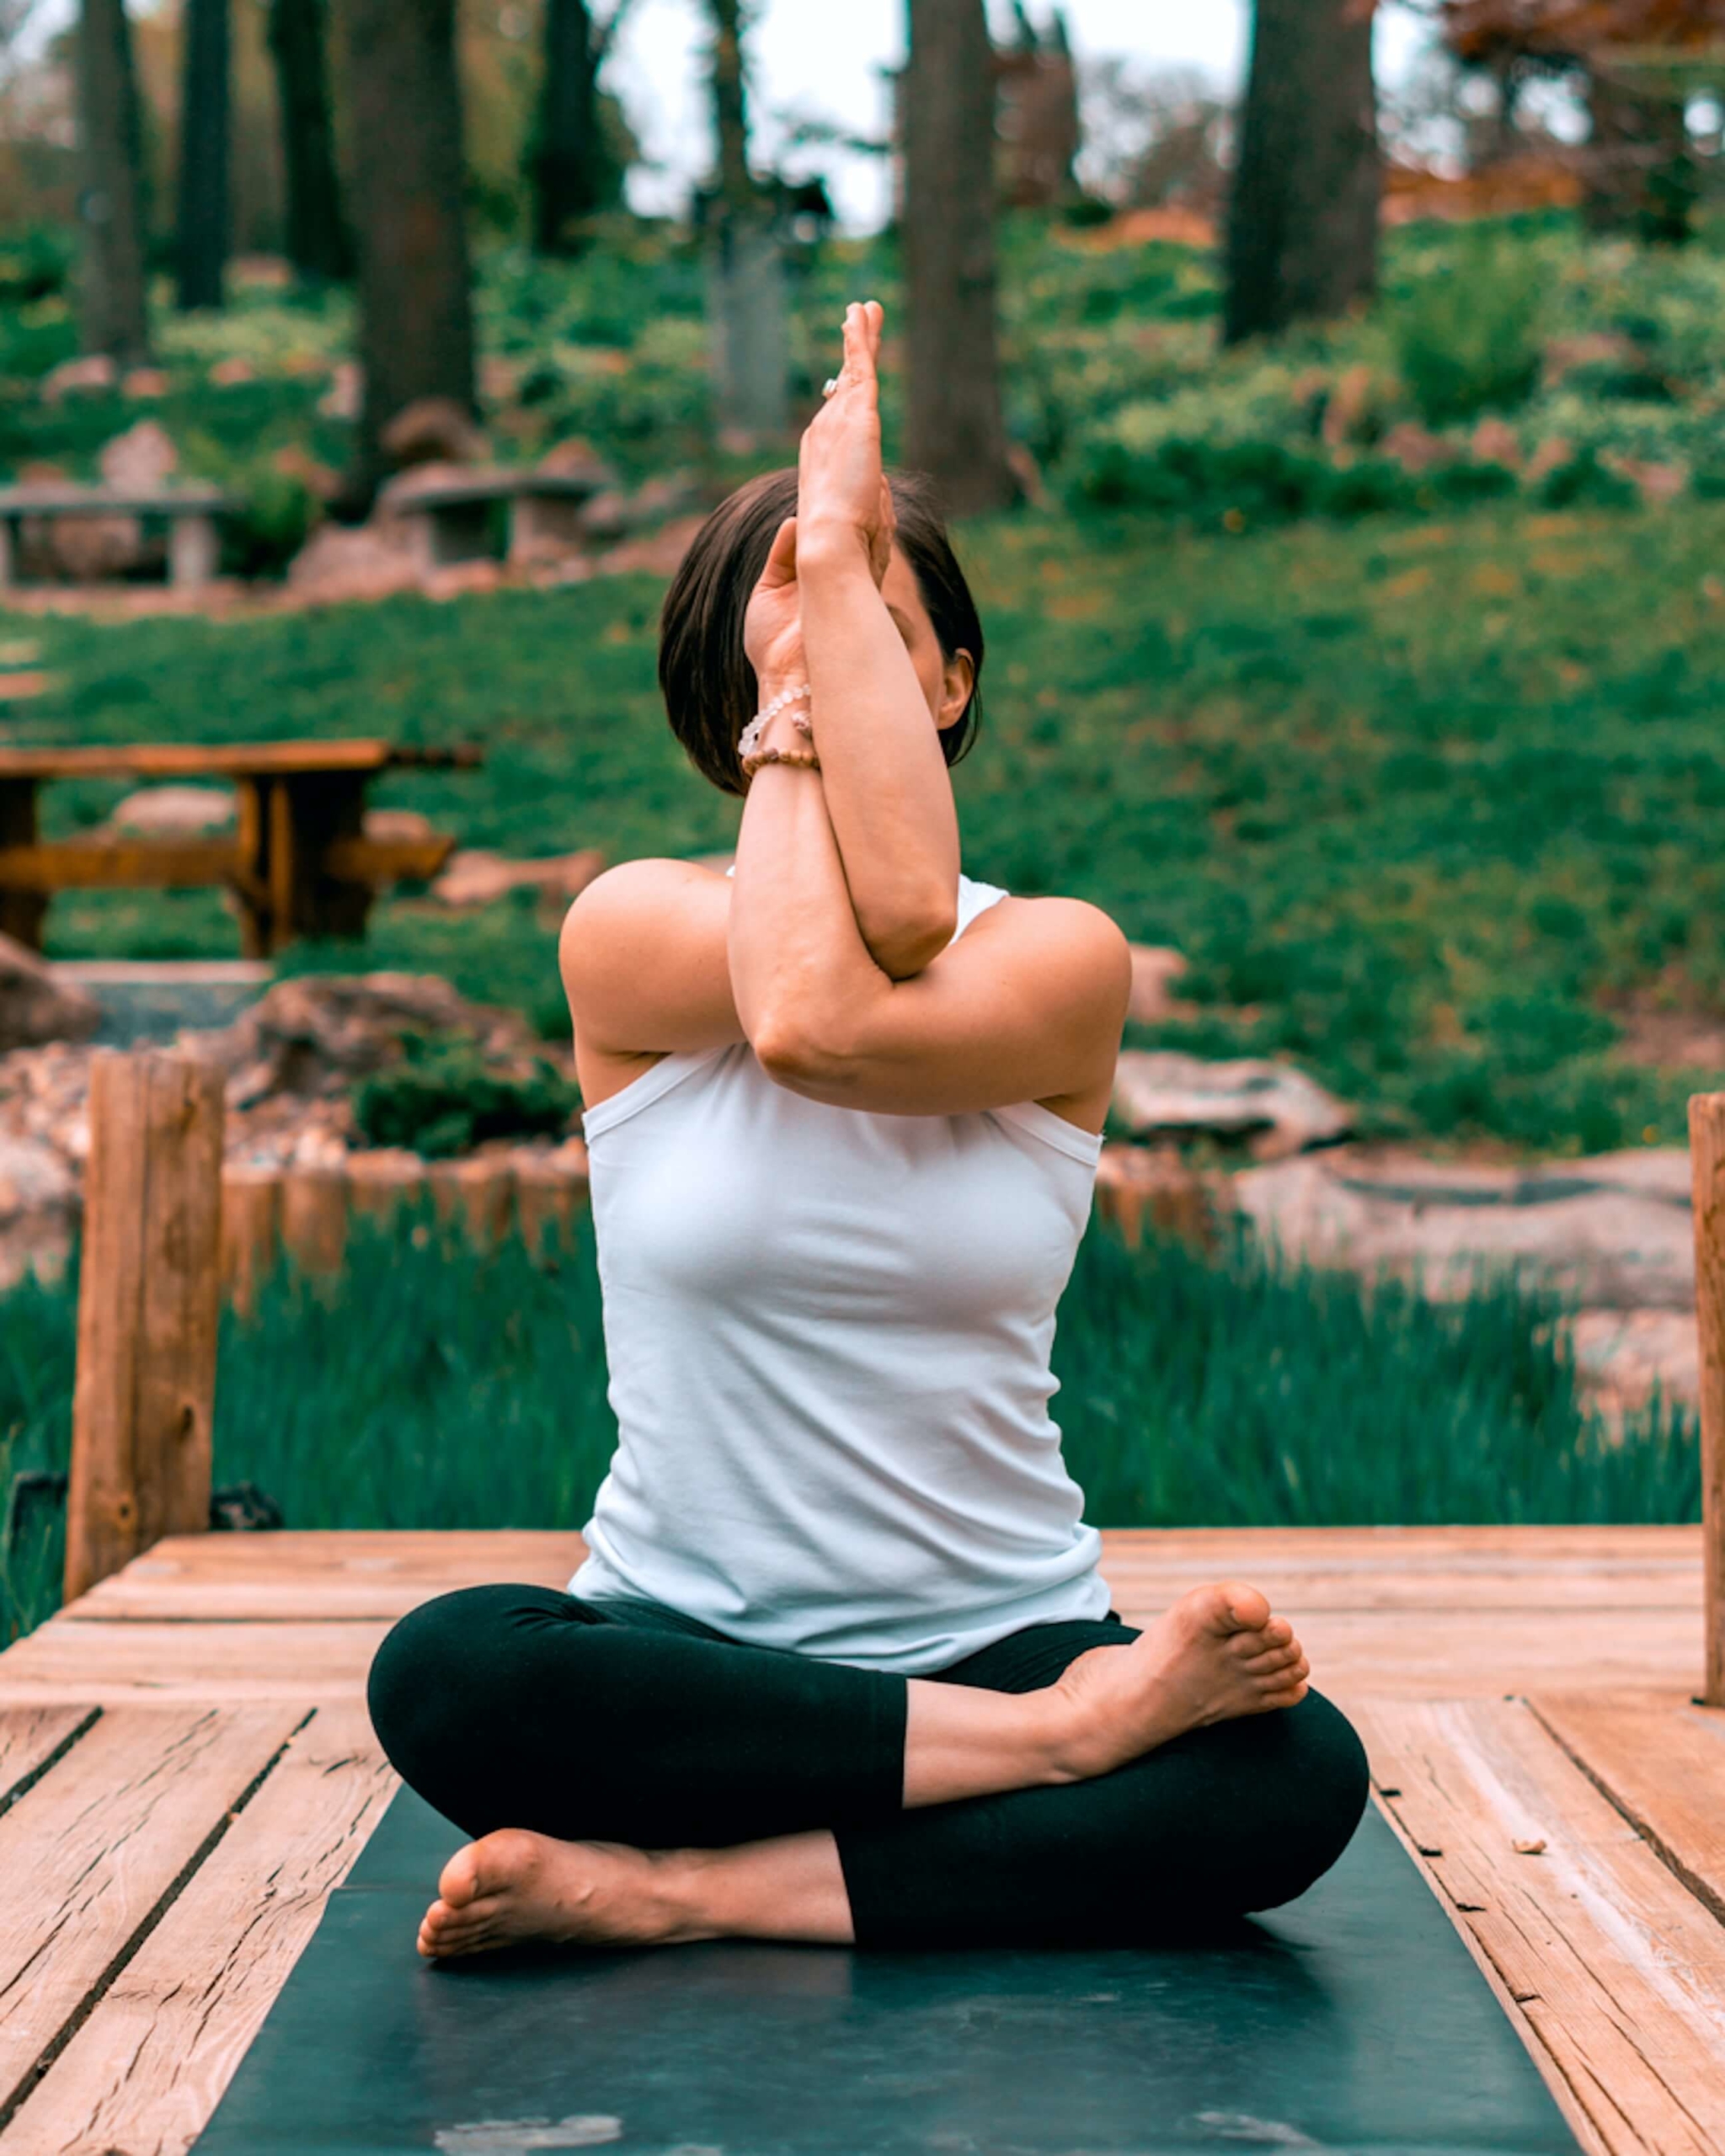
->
[[533, 0, 602, 253], [708, 0, 751, 216], [75, 0, 150, 362], [175, 0, 230, 310], [1223, 0, 1380, 344], [901, 0, 1018, 515], [268, 0, 351, 281], [340, 0, 477, 510]]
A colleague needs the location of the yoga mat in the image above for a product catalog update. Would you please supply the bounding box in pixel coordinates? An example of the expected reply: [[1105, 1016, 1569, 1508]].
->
[[196, 1790, 1578, 2156]]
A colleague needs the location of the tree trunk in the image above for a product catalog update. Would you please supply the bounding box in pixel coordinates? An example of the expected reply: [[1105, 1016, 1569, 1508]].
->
[[1583, 71, 1695, 244], [75, 0, 150, 362], [533, 0, 605, 254], [901, 0, 1018, 515], [708, 0, 751, 216], [268, 0, 350, 281], [340, 0, 477, 510], [1223, 0, 1380, 344], [175, 0, 230, 310]]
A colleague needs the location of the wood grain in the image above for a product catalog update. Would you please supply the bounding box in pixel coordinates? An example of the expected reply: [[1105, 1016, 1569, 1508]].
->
[[0, 1705, 98, 1811], [0, 1620, 392, 1701], [1531, 1689, 1725, 1922], [1357, 1696, 1725, 2156], [0, 1705, 303, 2118], [1690, 1091, 1725, 1705], [0, 1705, 396, 2156], [0, 741, 480, 780]]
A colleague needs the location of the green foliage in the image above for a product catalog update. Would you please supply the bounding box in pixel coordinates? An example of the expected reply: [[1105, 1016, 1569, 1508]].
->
[[0, 1214, 1696, 1640], [1391, 242, 1546, 428], [351, 1033, 579, 1158]]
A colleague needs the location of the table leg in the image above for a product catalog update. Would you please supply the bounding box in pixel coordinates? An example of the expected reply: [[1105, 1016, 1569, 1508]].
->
[[296, 772, 371, 939], [0, 777, 46, 949], [232, 779, 269, 957], [266, 778, 298, 953], [169, 514, 221, 590]]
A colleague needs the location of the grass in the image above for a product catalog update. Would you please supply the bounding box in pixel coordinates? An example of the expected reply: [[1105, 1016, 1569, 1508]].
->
[[0, 1214, 1698, 1646], [8, 493, 1725, 1150]]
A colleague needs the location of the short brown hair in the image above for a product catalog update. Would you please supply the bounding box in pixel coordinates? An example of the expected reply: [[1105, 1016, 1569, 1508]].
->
[[658, 468, 985, 798]]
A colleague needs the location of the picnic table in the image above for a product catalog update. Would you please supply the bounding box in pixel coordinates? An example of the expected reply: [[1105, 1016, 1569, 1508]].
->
[[0, 739, 480, 957], [0, 482, 238, 591]]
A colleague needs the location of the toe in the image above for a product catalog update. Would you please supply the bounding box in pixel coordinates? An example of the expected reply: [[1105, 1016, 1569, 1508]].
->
[[1210, 1581, 1273, 1636], [435, 1844, 485, 1913]]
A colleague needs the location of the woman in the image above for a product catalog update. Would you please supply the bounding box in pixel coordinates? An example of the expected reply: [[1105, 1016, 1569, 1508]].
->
[[368, 302, 1368, 1959]]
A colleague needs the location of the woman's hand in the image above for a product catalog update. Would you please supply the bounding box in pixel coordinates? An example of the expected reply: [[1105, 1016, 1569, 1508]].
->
[[798, 301, 895, 584], [741, 515, 804, 691]]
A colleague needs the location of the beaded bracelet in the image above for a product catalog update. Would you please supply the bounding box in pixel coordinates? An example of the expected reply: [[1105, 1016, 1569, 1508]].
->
[[737, 681, 812, 763], [741, 744, 822, 781]]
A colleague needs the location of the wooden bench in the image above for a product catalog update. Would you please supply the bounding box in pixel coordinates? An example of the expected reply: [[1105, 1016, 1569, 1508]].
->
[[387, 465, 613, 569], [0, 739, 480, 956], [0, 483, 238, 591]]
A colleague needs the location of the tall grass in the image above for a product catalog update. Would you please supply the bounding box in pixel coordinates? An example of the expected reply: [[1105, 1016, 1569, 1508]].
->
[[0, 1214, 1697, 1644]]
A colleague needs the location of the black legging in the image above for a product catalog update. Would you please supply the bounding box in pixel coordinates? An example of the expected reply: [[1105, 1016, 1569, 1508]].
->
[[367, 1585, 1370, 1950]]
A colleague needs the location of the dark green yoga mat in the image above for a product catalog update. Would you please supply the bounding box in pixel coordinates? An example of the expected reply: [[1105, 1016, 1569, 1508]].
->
[[196, 1790, 1577, 2156]]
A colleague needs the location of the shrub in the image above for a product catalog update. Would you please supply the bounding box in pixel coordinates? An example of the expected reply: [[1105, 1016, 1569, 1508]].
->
[[351, 1033, 579, 1158], [1392, 243, 1545, 427]]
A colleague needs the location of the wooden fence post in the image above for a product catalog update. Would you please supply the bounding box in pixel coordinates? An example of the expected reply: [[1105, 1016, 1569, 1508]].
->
[[64, 1051, 226, 1603], [1688, 1092, 1725, 1706]]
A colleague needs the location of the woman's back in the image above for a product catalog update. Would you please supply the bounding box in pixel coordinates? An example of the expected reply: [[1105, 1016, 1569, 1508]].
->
[[574, 875, 1108, 1673]]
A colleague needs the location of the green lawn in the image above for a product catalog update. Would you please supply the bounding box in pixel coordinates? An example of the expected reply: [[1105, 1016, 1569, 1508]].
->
[[8, 492, 1725, 1152]]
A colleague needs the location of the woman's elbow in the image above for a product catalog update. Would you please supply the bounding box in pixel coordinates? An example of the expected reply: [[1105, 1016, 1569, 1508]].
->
[[859, 898, 958, 981], [750, 1011, 836, 1089]]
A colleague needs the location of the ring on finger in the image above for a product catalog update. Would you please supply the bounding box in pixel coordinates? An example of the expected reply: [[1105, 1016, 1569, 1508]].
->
[[821, 376, 840, 398]]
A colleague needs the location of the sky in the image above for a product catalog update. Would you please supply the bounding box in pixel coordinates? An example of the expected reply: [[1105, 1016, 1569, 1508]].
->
[[608, 0, 1437, 227]]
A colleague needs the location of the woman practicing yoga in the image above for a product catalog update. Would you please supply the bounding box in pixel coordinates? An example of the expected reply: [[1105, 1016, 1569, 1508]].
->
[[369, 302, 1369, 1957]]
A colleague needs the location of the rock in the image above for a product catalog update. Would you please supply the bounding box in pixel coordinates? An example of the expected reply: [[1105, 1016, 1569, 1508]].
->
[[1470, 418, 1522, 468], [1094, 1143, 1225, 1251], [430, 847, 606, 910], [45, 513, 144, 581], [1231, 1148, 1696, 1310], [0, 1131, 78, 1289], [1379, 422, 1458, 475], [1568, 1307, 1699, 1417], [99, 419, 179, 491], [1320, 363, 1383, 450], [1602, 452, 1686, 504], [595, 514, 705, 579], [40, 355, 117, 403], [628, 471, 697, 520], [362, 808, 436, 843], [121, 366, 171, 401], [286, 520, 420, 603], [1112, 1051, 1353, 1160], [376, 460, 473, 513], [538, 436, 617, 487], [192, 973, 544, 1108], [109, 783, 234, 836], [1541, 331, 1644, 389], [424, 560, 506, 601], [479, 355, 522, 403], [1524, 437, 1573, 486], [577, 488, 631, 541], [0, 937, 100, 1050], [1125, 945, 1189, 1027], [318, 361, 362, 422], [209, 356, 256, 387], [380, 397, 487, 469]]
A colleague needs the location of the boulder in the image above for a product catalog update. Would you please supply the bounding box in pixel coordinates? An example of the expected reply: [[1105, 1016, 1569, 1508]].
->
[[1379, 422, 1458, 475], [40, 355, 117, 403], [1125, 944, 1189, 1026], [1524, 437, 1573, 486], [430, 847, 606, 910], [192, 973, 544, 1108], [99, 419, 179, 491], [1232, 1148, 1695, 1309], [595, 514, 705, 579], [1568, 1307, 1699, 1416], [1470, 418, 1522, 468], [0, 937, 100, 1051], [286, 520, 420, 603], [209, 356, 256, 387], [538, 436, 617, 488], [1112, 1051, 1353, 1160], [380, 397, 487, 469], [109, 783, 235, 836], [121, 367, 171, 401], [44, 513, 143, 582], [270, 444, 342, 502], [0, 1130, 78, 1289], [1094, 1143, 1224, 1252]]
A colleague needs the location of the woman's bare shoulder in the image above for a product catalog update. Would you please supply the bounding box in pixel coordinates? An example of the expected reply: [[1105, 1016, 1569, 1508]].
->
[[963, 893, 1131, 990]]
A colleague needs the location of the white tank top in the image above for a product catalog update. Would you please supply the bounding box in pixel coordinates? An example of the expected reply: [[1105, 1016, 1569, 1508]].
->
[[571, 875, 1109, 1673]]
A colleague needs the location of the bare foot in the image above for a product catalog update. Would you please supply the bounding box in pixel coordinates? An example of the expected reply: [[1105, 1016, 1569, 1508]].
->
[[1048, 1582, 1310, 1780], [417, 1828, 708, 1961]]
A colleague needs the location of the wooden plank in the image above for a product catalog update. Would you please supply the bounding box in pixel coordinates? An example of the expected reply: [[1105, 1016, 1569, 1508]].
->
[[0, 1619, 390, 1701], [1531, 1690, 1725, 1923], [321, 832, 457, 885], [1357, 1696, 1725, 2156], [1, 1705, 395, 2156], [0, 1705, 304, 2121], [0, 742, 481, 780], [0, 838, 246, 892], [78, 1528, 586, 1594], [1690, 1091, 1725, 1705], [65, 1053, 225, 1601], [0, 1705, 98, 1810]]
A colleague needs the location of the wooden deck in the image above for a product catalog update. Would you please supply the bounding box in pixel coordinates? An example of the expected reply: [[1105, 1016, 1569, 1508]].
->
[[0, 1524, 1719, 2155]]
